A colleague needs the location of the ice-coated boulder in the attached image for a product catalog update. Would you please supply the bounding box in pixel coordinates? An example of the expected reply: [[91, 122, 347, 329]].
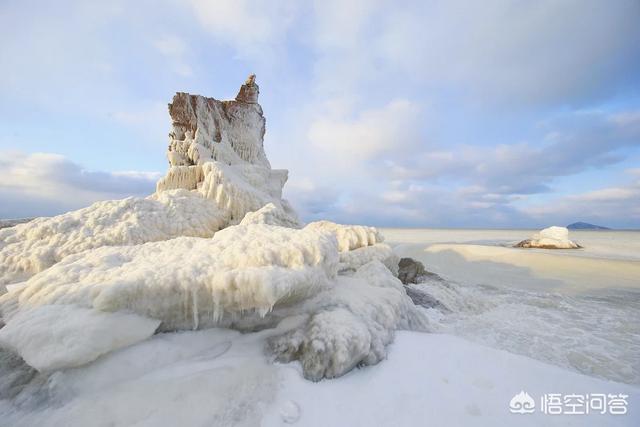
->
[[515, 226, 581, 249]]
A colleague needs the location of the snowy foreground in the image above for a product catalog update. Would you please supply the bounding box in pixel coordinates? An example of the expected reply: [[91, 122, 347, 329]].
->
[[1, 329, 637, 426], [1, 78, 638, 426]]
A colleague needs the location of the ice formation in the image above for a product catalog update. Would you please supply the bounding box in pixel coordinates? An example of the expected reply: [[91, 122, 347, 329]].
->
[[157, 77, 299, 226], [0, 75, 428, 380], [239, 202, 301, 228], [0, 305, 160, 372], [0, 190, 225, 285], [515, 226, 581, 249], [267, 260, 427, 380]]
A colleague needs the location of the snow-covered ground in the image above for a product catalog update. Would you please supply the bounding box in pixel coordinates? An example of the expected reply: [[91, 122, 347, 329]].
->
[[1, 328, 637, 426]]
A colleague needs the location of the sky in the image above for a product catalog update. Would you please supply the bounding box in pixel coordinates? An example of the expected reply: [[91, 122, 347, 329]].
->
[[1, 0, 639, 228]]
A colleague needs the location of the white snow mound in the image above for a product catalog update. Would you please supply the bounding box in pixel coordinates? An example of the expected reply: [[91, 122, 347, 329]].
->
[[516, 226, 581, 249]]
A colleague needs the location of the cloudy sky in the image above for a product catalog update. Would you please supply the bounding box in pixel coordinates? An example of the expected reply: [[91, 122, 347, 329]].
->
[[1, 0, 639, 228]]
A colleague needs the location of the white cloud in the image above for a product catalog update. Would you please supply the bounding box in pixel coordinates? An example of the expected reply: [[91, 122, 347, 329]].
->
[[153, 35, 193, 76], [386, 109, 640, 194], [523, 170, 640, 228], [308, 99, 423, 167], [0, 151, 160, 218], [310, 0, 640, 106], [188, 0, 298, 59]]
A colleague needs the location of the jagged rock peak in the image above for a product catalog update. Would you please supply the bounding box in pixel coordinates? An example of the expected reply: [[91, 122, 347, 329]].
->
[[235, 73, 259, 104], [156, 76, 300, 228], [165, 77, 268, 168]]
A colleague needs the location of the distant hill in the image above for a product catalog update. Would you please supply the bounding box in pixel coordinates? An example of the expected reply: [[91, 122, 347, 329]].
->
[[567, 222, 610, 230]]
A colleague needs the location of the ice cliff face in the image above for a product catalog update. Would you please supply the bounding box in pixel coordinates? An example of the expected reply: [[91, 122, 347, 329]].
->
[[0, 75, 428, 381]]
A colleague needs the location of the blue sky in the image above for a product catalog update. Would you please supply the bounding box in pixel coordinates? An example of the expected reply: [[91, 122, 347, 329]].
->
[[1, 0, 639, 228]]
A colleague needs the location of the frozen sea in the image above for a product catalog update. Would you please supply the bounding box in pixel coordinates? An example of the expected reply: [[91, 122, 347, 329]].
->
[[383, 228, 640, 385]]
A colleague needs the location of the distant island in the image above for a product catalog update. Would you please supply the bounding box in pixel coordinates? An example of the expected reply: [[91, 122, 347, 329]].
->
[[566, 221, 610, 230]]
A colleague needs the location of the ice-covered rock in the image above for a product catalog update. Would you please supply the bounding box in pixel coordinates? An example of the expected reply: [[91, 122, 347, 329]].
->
[[267, 260, 428, 381], [0, 76, 429, 380], [305, 221, 382, 252], [157, 75, 299, 226], [0, 224, 339, 333], [515, 226, 581, 249], [0, 224, 427, 375], [0, 76, 299, 287]]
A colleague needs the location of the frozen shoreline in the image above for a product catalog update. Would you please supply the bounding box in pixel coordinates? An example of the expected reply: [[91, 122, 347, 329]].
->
[[2, 329, 637, 426], [382, 228, 640, 386]]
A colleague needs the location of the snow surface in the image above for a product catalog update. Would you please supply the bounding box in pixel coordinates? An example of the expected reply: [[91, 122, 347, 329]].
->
[[2, 329, 637, 427]]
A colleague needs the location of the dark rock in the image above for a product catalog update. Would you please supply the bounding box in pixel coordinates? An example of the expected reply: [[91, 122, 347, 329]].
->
[[398, 257, 427, 284], [514, 239, 533, 248], [235, 74, 259, 103]]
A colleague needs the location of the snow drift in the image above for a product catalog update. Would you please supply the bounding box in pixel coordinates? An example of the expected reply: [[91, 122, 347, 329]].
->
[[0, 75, 428, 380]]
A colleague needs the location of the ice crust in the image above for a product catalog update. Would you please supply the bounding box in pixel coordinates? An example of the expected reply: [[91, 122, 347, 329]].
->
[[0, 76, 428, 380]]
